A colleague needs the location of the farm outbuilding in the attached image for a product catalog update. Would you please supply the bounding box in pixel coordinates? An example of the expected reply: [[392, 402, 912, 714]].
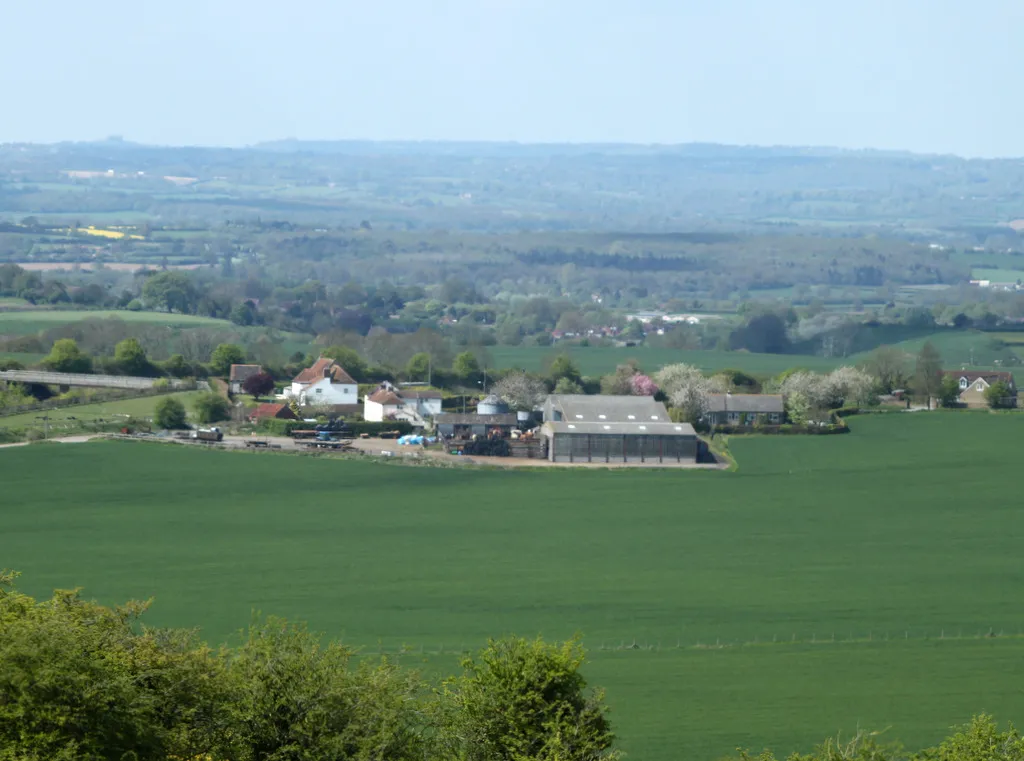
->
[[704, 394, 784, 426], [229, 364, 264, 394], [541, 394, 698, 464], [435, 413, 518, 438]]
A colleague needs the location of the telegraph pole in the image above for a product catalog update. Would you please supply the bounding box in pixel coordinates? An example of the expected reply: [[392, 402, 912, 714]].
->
[[35, 412, 50, 440]]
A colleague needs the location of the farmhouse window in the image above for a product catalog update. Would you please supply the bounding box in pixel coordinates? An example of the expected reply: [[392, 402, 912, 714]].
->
[[728, 412, 740, 424], [769, 413, 780, 423], [960, 378, 969, 389]]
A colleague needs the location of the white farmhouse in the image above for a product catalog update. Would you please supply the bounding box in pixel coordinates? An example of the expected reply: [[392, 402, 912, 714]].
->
[[285, 357, 358, 406], [363, 382, 442, 426]]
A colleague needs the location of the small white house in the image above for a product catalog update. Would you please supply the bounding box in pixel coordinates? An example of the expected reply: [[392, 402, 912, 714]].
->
[[285, 357, 358, 406], [363, 382, 443, 425]]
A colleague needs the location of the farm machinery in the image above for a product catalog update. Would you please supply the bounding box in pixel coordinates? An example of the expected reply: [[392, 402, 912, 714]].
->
[[174, 427, 223, 443], [303, 430, 354, 451], [290, 420, 354, 440]]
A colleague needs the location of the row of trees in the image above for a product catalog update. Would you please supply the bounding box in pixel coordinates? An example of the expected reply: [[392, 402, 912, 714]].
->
[[35, 337, 253, 380], [0, 572, 619, 761]]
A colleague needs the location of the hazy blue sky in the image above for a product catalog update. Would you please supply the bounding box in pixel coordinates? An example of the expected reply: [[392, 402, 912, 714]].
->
[[3, 0, 1021, 156]]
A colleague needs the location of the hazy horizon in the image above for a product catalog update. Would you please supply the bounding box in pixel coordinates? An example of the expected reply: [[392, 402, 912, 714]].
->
[[2, 0, 1022, 158]]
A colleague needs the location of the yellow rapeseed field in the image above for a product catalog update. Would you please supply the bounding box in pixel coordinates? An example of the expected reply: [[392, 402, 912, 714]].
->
[[74, 226, 144, 240]]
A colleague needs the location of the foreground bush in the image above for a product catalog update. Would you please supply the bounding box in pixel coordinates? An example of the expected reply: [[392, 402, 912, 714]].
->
[[193, 391, 231, 424], [0, 572, 617, 761], [739, 715, 1024, 761], [2, 572, 1018, 761], [154, 396, 188, 429]]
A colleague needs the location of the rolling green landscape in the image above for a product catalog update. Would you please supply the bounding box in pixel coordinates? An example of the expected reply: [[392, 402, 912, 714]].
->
[[489, 345, 843, 376], [0, 309, 240, 335], [489, 330, 1023, 378], [3, 412, 1023, 759]]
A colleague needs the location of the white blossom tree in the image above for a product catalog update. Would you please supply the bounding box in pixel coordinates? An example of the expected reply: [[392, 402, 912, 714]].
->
[[492, 371, 548, 412], [655, 364, 725, 424], [827, 366, 875, 408], [779, 366, 876, 421]]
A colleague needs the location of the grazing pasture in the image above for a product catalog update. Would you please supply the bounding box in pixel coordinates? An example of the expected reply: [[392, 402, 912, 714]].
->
[[2, 412, 1023, 759], [970, 267, 1024, 283], [0, 351, 45, 365], [0, 390, 202, 431], [0, 309, 231, 336]]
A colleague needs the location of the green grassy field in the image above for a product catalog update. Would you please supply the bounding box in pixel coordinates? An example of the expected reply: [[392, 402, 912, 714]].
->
[[3, 412, 1024, 758], [490, 332, 1022, 378], [0, 351, 46, 365], [0, 309, 232, 336], [991, 332, 1024, 346], [0, 390, 202, 432], [970, 268, 1024, 283], [491, 345, 842, 377], [876, 330, 1023, 368]]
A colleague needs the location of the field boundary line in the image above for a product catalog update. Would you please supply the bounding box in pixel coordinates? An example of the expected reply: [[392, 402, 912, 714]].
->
[[332, 629, 1024, 657]]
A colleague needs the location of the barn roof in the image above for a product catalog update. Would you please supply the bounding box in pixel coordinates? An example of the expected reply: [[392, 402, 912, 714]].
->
[[546, 394, 669, 423], [706, 394, 784, 413], [544, 420, 696, 437]]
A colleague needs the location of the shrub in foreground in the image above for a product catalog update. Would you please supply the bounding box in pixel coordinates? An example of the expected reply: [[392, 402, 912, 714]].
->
[[0, 572, 619, 761], [193, 391, 231, 424], [154, 396, 188, 429]]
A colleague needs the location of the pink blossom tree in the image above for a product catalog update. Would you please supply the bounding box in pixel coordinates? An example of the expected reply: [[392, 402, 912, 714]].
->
[[630, 374, 658, 396]]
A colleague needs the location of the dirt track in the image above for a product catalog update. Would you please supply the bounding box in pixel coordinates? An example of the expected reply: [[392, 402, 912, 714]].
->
[[2, 433, 727, 470], [0, 434, 99, 450]]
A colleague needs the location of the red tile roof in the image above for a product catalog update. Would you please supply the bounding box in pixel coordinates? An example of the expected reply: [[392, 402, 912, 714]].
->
[[249, 403, 296, 420], [367, 389, 403, 405], [292, 357, 356, 385]]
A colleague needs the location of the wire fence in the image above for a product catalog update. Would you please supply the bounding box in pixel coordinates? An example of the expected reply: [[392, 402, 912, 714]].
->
[[339, 629, 1024, 657]]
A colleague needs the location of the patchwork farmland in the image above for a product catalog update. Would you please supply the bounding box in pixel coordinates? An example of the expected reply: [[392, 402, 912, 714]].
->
[[3, 412, 1024, 759]]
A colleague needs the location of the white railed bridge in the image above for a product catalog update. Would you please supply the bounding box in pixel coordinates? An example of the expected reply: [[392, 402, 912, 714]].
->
[[0, 370, 192, 391]]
